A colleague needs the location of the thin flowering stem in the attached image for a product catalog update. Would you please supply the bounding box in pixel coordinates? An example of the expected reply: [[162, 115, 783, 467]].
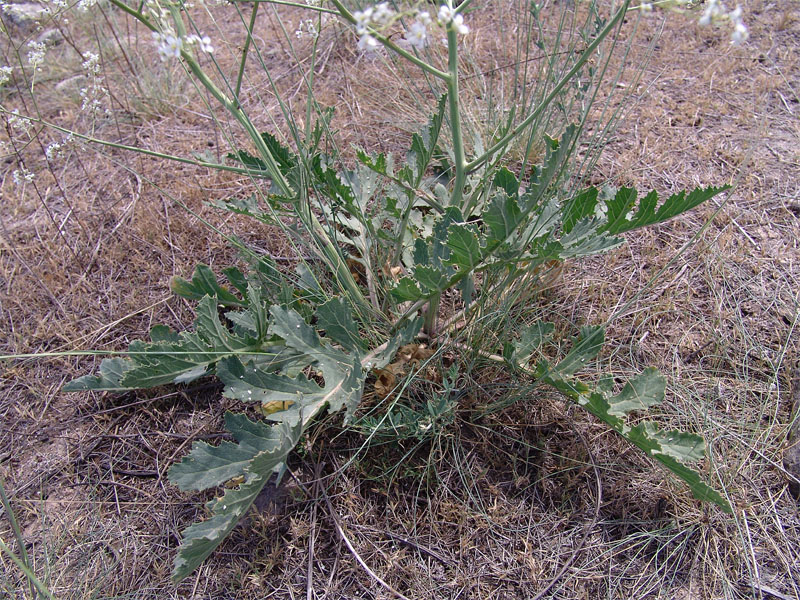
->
[[327, 0, 449, 81], [465, 0, 629, 173], [0, 108, 266, 175], [235, 2, 259, 103]]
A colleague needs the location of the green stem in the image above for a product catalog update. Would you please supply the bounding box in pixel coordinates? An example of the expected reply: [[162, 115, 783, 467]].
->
[[0, 108, 264, 176], [0, 539, 56, 600], [465, 0, 629, 172], [235, 2, 259, 103], [445, 26, 467, 208], [424, 293, 441, 336]]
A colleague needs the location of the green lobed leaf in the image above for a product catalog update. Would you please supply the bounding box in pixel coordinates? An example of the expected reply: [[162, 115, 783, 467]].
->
[[316, 297, 365, 352], [217, 356, 319, 406], [513, 321, 555, 362], [265, 306, 366, 425], [533, 336, 731, 512], [413, 265, 452, 294], [444, 224, 483, 271], [390, 277, 423, 302], [62, 357, 134, 392], [170, 414, 301, 582], [552, 325, 605, 376], [119, 296, 262, 389], [483, 193, 523, 249], [562, 187, 599, 234], [170, 264, 246, 307], [492, 167, 519, 197], [601, 185, 728, 236]]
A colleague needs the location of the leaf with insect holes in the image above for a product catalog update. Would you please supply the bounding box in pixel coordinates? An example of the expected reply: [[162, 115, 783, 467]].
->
[[240, 306, 367, 427], [529, 328, 731, 512], [169, 413, 301, 582]]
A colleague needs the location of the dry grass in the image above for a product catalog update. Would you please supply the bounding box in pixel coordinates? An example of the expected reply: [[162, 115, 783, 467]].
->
[[1, 1, 799, 598]]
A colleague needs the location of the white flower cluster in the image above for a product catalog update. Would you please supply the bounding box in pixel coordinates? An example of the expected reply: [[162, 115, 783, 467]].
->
[[77, 0, 99, 11], [27, 41, 47, 72], [295, 18, 319, 39], [8, 109, 33, 135], [352, 3, 469, 53], [12, 167, 35, 187], [45, 133, 75, 160], [353, 2, 395, 52], [437, 4, 469, 35], [0, 65, 12, 87], [699, 0, 749, 44], [152, 30, 213, 61], [404, 10, 432, 49], [79, 52, 110, 117]]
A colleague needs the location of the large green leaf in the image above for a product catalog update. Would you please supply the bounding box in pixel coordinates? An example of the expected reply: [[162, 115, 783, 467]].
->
[[65, 292, 271, 391], [217, 306, 365, 425], [169, 413, 301, 582], [316, 297, 365, 352]]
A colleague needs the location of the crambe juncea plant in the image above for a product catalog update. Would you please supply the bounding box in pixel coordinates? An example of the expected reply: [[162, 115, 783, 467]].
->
[[1, 0, 735, 582]]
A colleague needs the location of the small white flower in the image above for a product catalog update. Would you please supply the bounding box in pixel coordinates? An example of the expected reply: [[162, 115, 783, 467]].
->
[[185, 33, 214, 53], [8, 110, 32, 135], [640, 2, 653, 13], [358, 33, 378, 53], [438, 4, 468, 35], [452, 13, 468, 35], [155, 33, 183, 61], [82, 52, 100, 76], [730, 5, 748, 43], [27, 41, 47, 72], [417, 10, 432, 27], [438, 4, 455, 24], [372, 2, 394, 26], [699, 0, 724, 26], [45, 141, 62, 160], [13, 167, 35, 186], [731, 21, 748, 43], [0, 65, 12, 86], [405, 20, 430, 49], [353, 7, 373, 35]]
